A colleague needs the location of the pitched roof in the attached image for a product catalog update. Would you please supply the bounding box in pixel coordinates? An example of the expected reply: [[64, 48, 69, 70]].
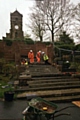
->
[[11, 10, 23, 16]]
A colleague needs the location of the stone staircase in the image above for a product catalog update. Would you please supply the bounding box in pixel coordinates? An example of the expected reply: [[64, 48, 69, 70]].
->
[[16, 64, 80, 102]]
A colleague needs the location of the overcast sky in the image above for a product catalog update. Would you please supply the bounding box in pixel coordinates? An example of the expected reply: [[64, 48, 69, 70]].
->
[[0, 0, 80, 39]]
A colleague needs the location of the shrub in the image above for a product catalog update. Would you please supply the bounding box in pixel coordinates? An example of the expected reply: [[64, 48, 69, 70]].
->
[[4, 39, 13, 46]]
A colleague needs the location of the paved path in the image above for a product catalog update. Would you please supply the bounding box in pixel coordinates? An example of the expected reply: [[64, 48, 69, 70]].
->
[[0, 100, 80, 120], [0, 100, 27, 119]]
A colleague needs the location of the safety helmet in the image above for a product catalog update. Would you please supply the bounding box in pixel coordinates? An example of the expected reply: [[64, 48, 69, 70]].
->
[[39, 50, 41, 53], [25, 59, 27, 61], [42, 52, 45, 54], [30, 50, 32, 52], [66, 61, 69, 63]]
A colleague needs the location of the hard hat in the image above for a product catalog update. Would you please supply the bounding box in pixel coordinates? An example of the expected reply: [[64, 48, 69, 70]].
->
[[39, 50, 41, 53], [30, 50, 32, 52], [66, 61, 69, 63], [42, 52, 45, 54], [25, 59, 27, 61]]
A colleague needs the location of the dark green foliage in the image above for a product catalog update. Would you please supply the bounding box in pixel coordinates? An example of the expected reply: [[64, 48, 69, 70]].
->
[[2, 63, 15, 76], [55, 42, 74, 50], [54, 42, 74, 56], [74, 44, 80, 51], [43, 41, 52, 45], [24, 38, 34, 44], [4, 39, 13, 46], [59, 31, 74, 45], [54, 31, 75, 58]]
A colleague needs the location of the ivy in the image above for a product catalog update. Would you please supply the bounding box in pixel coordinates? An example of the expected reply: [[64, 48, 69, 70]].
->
[[4, 39, 13, 46]]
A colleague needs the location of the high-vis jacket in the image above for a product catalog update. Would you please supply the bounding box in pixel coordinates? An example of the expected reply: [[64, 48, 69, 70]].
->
[[43, 54, 49, 61]]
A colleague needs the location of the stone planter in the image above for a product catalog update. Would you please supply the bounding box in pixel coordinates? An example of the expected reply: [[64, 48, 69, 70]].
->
[[4, 91, 14, 101]]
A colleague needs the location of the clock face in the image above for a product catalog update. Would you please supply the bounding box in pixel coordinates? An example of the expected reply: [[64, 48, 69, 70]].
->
[[15, 25, 19, 29]]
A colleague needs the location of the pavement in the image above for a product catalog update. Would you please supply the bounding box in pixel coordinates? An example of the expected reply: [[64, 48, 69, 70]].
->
[[0, 100, 27, 120], [0, 100, 80, 120]]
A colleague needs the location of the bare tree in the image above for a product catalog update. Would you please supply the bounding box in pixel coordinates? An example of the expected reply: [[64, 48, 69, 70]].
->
[[35, 0, 73, 44], [71, 3, 80, 40], [29, 0, 74, 43], [29, 2, 45, 42]]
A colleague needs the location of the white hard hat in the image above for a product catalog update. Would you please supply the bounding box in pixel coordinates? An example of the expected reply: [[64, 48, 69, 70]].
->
[[25, 59, 27, 61], [66, 61, 69, 63], [30, 50, 32, 52], [39, 50, 41, 53], [42, 52, 45, 54]]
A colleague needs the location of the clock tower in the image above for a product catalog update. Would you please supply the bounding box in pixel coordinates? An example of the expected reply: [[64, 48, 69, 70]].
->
[[10, 10, 23, 40]]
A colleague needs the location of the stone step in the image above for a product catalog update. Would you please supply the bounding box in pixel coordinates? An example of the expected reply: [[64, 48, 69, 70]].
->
[[30, 71, 60, 75], [18, 88, 80, 96], [28, 81, 80, 88], [16, 64, 80, 102], [44, 95, 80, 102], [30, 73, 64, 77], [16, 84, 80, 92], [17, 88, 80, 102], [29, 65, 60, 77], [31, 76, 71, 79], [29, 64, 53, 67], [28, 78, 80, 84]]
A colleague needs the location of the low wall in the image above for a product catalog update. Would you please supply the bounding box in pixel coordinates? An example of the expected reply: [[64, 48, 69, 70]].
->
[[0, 41, 54, 64]]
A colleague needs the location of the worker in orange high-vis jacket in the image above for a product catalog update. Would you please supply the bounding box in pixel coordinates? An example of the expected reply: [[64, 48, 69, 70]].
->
[[36, 51, 41, 63], [28, 50, 34, 64]]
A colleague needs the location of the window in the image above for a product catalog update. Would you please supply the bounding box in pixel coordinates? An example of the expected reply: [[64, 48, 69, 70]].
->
[[15, 17, 18, 21], [15, 32, 18, 38]]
